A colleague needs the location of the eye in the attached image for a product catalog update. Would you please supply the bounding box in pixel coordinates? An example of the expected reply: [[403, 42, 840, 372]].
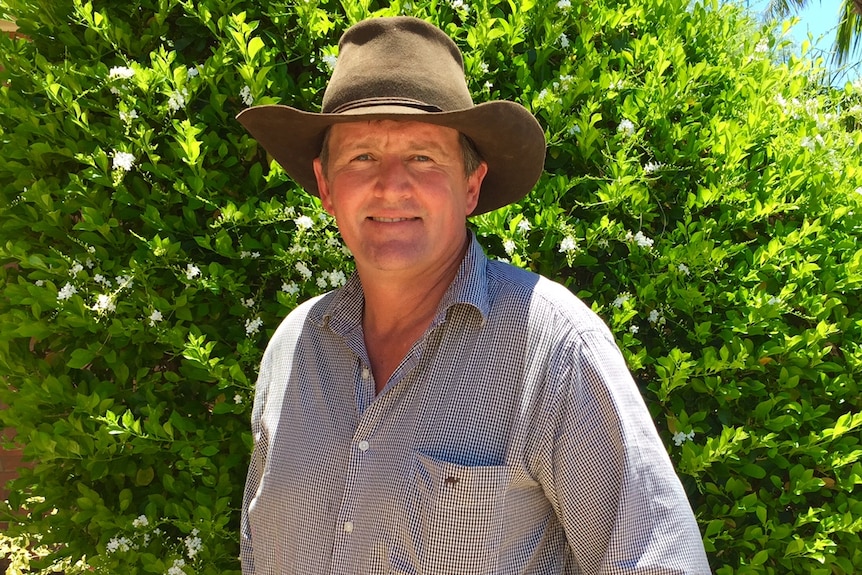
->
[[412, 155, 432, 162], [352, 153, 373, 162]]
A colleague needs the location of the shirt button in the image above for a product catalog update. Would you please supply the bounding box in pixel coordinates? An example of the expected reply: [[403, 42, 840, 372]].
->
[[343, 521, 354, 533], [358, 440, 369, 452], [361, 367, 371, 380]]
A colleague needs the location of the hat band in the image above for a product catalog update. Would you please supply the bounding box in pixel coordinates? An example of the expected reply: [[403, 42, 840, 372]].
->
[[329, 97, 444, 114]]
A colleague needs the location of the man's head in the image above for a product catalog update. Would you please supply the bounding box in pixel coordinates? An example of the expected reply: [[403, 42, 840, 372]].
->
[[237, 16, 545, 215], [311, 119, 488, 276]]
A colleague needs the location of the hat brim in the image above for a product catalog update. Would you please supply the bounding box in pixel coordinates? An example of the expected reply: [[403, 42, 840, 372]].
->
[[236, 101, 546, 216]]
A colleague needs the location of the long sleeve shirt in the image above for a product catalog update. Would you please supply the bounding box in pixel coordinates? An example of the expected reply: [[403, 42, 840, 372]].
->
[[241, 234, 711, 574]]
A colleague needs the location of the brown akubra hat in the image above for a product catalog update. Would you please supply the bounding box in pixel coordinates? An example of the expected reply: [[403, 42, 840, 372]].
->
[[236, 16, 546, 216]]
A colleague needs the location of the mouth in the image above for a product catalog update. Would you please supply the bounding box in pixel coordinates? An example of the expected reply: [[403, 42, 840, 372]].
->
[[369, 217, 418, 223]]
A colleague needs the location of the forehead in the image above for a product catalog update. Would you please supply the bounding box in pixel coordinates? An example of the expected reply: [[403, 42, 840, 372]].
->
[[328, 119, 461, 150]]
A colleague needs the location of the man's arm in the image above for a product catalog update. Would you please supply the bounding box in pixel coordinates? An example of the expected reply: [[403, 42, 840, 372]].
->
[[543, 328, 711, 574]]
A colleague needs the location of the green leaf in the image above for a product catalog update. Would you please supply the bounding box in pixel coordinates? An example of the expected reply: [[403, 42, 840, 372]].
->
[[68, 348, 97, 369]]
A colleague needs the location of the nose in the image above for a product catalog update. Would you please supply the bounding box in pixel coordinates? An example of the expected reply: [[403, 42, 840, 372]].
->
[[374, 157, 413, 197]]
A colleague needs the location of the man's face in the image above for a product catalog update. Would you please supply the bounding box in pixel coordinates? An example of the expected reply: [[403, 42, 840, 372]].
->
[[313, 120, 487, 278]]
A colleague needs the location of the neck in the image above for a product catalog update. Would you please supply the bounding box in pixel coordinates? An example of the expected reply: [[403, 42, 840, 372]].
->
[[359, 232, 470, 330], [358, 234, 470, 391]]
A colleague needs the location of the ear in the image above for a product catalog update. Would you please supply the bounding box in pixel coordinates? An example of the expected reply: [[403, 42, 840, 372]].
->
[[464, 161, 488, 216], [313, 158, 335, 216]]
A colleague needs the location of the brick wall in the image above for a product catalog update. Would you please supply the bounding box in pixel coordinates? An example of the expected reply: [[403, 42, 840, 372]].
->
[[1, 425, 24, 502]]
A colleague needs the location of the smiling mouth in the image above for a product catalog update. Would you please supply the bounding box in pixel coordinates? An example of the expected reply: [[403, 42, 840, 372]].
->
[[369, 217, 417, 223]]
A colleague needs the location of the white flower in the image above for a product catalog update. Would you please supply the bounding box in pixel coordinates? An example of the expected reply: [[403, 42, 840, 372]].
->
[[559, 235, 578, 254], [755, 38, 768, 53], [450, 0, 470, 11], [677, 263, 690, 275], [644, 161, 664, 175], [70, 261, 84, 276], [484, 81, 493, 90], [328, 270, 347, 287], [106, 536, 132, 553], [633, 231, 654, 248], [503, 239, 517, 255], [92, 294, 116, 313], [186, 264, 201, 280], [108, 66, 135, 80], [234, 394, 243, 404], [57, 283, 78, 301], [597, 238, 609, 249], [35, 280, 44, 287], [240, 251, 251, 259], [800, 136, 816, 152], [149, 309, 163, 326], [242, 298, 255, 308], [537, 88, 551, 104], [168, 89, 189, 112], [245, 317, 263, 336], [517, 219, 532, 233], [116, 274, 133, 289], [609, 79, 625, 91], [167, 558, 187, 575], [240, 85, 253, 106], [187, 66, 200, 78], [559, 34, 570, 49], [852, 78, 862, 93], [113, 151, 136, 172], [85, 258, 95, 269], [648, 309, 666, 325], [316, 276, 328, 289], [557, 0, 571, 7], [184, 530, 202, 559], [768, 296, 781, 305], [478, 61, 489, 74], [282, 281, 299, 294], [617, 119, 635, 136], [856, 187, 862, 195], [322, 54, 338, 70], [119, 109, 138, 123], [252, 251, 260, 259], [568, 124, 582, 136], [612, 293, 630, 308], [673, 430, 696, 446], [132, 515, 149, 528], [295, 262, 313, 280], [294, 215, 314, 230], [629, 324, 639, 334]]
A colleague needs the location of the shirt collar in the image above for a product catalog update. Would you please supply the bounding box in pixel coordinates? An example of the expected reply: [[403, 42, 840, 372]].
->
[[319, 231, 490, 336]]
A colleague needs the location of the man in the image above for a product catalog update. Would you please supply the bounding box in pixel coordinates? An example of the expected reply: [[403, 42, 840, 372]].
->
[[237, 16, 711, 574]]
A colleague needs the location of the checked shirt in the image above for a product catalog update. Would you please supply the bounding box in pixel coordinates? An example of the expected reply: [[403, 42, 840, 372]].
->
[[241, 233, 711, 574]]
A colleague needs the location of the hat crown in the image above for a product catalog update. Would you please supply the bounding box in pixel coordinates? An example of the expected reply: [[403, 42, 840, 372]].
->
[[321, 17, 474, 114]]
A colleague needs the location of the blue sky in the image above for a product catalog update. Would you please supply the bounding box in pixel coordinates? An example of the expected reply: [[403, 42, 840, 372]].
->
[[745, 0, 861, 85]]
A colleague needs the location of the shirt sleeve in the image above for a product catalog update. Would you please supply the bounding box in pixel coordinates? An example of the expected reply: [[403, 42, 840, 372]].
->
[[240, 355, 271, 574], [541, 328, 712, 574]]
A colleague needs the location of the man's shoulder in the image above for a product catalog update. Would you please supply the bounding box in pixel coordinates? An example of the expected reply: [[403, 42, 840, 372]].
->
[[485, 259, 608, 334], [486, 259, 586, 307], [267, 291, 337, 345]]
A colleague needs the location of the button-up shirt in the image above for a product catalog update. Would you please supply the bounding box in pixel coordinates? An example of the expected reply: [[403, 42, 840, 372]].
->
[[241, 234, 711, 574]]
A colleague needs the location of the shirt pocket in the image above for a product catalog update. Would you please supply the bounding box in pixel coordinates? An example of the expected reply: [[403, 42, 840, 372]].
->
[[410, 452, 512, 574]]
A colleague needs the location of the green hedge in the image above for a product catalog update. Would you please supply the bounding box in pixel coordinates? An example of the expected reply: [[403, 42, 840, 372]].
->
[[1, 0, 860, 572]]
